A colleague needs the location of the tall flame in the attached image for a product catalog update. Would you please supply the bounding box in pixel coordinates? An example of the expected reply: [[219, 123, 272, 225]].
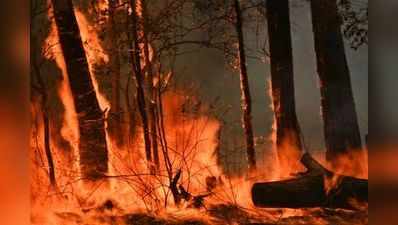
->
[[44, 6, 80, 176]]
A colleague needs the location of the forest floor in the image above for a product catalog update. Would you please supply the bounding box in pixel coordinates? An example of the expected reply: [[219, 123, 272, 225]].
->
[[51, 201, 368, 225]]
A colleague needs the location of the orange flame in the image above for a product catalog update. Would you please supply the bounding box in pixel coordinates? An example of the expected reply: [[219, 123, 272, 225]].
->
[[31, 3, 368, 225], [43, 6, 80, 179]]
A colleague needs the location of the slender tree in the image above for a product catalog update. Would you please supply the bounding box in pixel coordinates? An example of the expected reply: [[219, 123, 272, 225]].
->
[[51, 0, 108, 179], [107, 0, 124, 147], [233, 0, 256, 172], [129, 0, 153, 167], [142, 0, 160, 168], [266, 0, 303, 161], [310, 0, 362, 162], [31, 51, 57, 187]]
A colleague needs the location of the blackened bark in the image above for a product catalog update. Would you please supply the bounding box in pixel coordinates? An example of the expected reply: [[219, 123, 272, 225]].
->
[[233, 0, 256, 172], [43, 108, 57, 187], [51, 0, 108, 179], [124, 26, 138, 146], [266, 0, 303, 159], [310, 0, 362, 162], [32, 59, 57, 187], [125, 75, 137, 145], [107, 0, 124, 147], [142, 0, 160, 169], [129, 0, 153, 165]]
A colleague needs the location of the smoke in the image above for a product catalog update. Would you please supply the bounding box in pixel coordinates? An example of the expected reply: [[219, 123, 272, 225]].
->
[[174, 0, 368, 154]]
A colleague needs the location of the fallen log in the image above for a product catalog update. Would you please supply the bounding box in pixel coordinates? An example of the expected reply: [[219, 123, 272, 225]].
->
[[252, 153, 368, 210]]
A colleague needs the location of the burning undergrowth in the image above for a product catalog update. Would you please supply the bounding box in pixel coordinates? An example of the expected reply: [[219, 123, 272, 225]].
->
[[30, 63, 368, 224], [30, 1, 368, 224], [30, 85, 368, 224]]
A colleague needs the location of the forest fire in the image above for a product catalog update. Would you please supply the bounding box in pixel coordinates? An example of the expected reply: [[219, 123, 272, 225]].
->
[[74, 9, 111, 112], [31, 0, 368, 224]]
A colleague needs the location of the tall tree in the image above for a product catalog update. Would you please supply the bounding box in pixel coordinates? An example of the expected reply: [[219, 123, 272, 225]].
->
[[310, 0, 362, 162], [129, 0, 153, 168], [51, 0, 108, 179], [107, 0, 124, 147], [233, 0, 256, 172], [31, 49, 57, 187], [142, 0, 160, 169], [266, 0, 303, 163]]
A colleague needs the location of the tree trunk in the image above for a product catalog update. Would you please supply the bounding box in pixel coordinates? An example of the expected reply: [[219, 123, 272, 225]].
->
[[51, 0, 108, 179], [142, 0, 160, 169], [43, 106, 57, 187], [233, 0, 256, 172], [125, 75, 137, 146], [107, 0, 124, 147], [310, 0, 362, 163], [129, 0, 153, 167], [32, 57, 57, 187], [252, 153, 368, 210], [266, 0, 303, 165]]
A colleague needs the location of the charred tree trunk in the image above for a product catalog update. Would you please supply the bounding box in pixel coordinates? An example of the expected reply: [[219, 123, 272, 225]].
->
[[266, 0, 303, 164], [252, 153, 368, 210], [125, 27, 138, 146], [142, 0, 160, 169], [129, 0, 153, 166], [32, 58, 57, 187], [233, 0, 256, 172], [51, 0, 108, 179], [43, 110, 57, 187], [125, 75, 137, 146], [310, 0, 362, 162], [107, 0, 124, 147]]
